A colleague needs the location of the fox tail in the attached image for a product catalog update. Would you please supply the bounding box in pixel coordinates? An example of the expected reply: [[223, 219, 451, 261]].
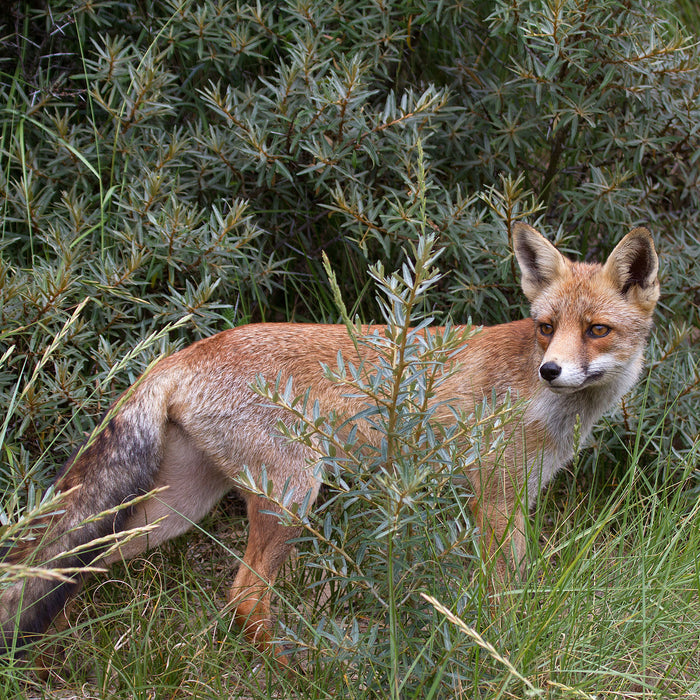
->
[[0, 374, 171, 655]]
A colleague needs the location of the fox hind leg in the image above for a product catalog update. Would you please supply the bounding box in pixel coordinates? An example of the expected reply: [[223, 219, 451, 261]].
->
[[228, 493, 303, 661]]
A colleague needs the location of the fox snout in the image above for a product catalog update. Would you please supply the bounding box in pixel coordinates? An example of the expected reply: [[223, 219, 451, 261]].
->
[[538, 359, 584, 391], [538, 357, 608, 392]]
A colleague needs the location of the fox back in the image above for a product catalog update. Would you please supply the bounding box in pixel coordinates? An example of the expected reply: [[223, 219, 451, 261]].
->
[[0, 223, 659, 664]]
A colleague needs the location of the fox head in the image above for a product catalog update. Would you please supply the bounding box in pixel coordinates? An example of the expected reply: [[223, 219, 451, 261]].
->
[[512, 223, 660, 394]]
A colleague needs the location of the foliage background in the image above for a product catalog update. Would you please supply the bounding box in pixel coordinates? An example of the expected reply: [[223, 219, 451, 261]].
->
[[0, 0, 699, 698]]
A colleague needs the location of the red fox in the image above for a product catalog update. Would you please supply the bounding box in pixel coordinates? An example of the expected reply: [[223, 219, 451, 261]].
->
[[0, 223, 659, 660]]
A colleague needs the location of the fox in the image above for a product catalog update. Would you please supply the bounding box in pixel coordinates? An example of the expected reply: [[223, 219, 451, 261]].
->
[[0, 223, 659, 662]]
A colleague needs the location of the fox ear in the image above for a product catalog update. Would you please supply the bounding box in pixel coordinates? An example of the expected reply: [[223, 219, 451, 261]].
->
[[512, 222, 568, 301], [603, 227, 659, 311]]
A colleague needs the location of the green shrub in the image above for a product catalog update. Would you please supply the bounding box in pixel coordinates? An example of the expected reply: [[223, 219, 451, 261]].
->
[[1, 0, 697, 495], [1, 0, 699, 696]]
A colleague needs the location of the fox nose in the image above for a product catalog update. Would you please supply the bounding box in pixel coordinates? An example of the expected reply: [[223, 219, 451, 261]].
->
[[539, 361, 562, 382]]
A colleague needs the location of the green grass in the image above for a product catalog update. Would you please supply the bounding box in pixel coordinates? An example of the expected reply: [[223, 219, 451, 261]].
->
[[7, 438, 699, 700]]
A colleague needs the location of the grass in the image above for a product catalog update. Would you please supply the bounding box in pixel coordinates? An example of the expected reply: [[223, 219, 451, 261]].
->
[[3, 407, 699, 699]]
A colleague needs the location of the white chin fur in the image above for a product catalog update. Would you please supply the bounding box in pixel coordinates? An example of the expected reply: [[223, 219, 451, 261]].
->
[[541, 372, 607, 393], [543, 382, 584, 394]]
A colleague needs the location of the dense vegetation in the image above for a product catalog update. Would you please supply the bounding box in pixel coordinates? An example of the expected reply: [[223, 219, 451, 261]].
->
[[1, 1, 698, 697]]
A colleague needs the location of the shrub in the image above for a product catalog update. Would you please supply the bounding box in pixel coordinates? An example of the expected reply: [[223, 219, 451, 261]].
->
[[1, 0, 697, 497], [1, 0, 699, 695]]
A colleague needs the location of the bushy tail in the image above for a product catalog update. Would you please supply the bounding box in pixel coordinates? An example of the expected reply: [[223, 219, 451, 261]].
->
[[0, 376, 171, 655]]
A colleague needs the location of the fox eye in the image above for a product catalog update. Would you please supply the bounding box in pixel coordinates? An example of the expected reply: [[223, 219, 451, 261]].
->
[[538, 323, 554, 336], [588, 324, 611, 338]]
